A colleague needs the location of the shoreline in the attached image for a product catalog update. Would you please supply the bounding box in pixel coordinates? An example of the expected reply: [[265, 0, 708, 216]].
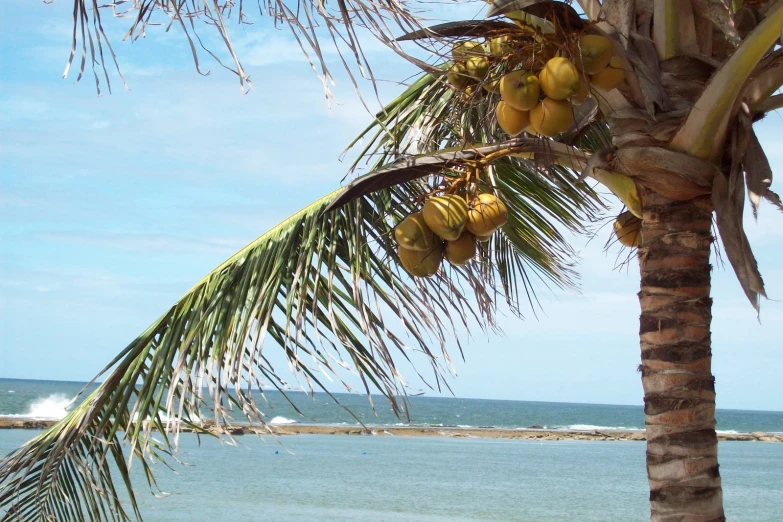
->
[[1, 418, 781, 442]]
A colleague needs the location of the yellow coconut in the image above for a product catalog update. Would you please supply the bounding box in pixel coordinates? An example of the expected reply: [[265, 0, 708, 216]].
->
[[465, 56, 490, 81], [496, 101, 530, 137], [569, 77, 589, 105], [590, 56, 626, 91], [529, 97, 573, 137], [482, 76, 500, 93], [460, 85, 486, 103], [445, 232, 477, 266], [452, 41, 485, 61], [394, 212, 438, 251], [488, 35, 513, 57], [447, 62, 473, 90], [614, 211, 641, 248], [466, 193, 508, 236], [422, 195, 469, 241], [573, 35, 614, 75], [539, 57, 580, 100], [475, 233, 493, 242], [398, 243, 443, 277], [500, 70, 540, 111]]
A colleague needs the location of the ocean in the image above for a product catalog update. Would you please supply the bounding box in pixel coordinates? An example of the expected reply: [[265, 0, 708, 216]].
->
[[1, 378, 782, 521]]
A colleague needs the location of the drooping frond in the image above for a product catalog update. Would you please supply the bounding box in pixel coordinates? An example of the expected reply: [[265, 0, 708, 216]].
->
[[0, 134, 598, 519], [61, 0, 441, 95]]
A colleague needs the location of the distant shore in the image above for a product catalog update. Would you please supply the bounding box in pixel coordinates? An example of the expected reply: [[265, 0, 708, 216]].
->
[[1, 418, 781, 442]]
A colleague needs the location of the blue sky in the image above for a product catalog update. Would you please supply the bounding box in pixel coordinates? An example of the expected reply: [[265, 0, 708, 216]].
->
[[1, 0, 781, 411]]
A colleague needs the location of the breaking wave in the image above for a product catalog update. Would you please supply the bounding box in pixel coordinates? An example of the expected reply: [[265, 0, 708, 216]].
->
[[1, 394, 71, 420]]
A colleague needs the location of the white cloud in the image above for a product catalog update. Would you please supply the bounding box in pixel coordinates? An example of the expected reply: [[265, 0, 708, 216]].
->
[[34, 230, 249, 255]]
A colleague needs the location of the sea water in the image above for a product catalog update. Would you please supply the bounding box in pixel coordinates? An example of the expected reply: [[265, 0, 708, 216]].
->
[[1, 379, 782, 521], [1, 378, 782, 432]]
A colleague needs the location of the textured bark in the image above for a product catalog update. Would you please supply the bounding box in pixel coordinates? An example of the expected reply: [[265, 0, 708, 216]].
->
[[638, 190, 725, 522]]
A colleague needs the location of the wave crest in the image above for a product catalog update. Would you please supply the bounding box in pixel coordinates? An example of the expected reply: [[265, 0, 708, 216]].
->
[[269, 416, 297, 425], [1, 394, 71, 420]]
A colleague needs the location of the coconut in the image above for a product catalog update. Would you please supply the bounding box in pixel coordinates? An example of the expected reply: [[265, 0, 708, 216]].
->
[[569, 77, 589, 105], [465, 56, 490, 81], [466, 193, 508, 236], [445, 232, 477, 266], [590, 56, 625, 91], [422, 195, 469, 241], [496, 101, 530, 137], [447, 62, 473, 90], [452, 41, 485, 61], [529, 97, 573, 137], [475, 233, 493, 243], [573, 35, 614, 75], [488, 35, 513, 57], [500, 70, 540, 111], [614, 211, 641, 248], [539, 57, 580, 101], [394, 212, 437, 251], [398, 243, 443, 277], [482, 77, 500, 93]]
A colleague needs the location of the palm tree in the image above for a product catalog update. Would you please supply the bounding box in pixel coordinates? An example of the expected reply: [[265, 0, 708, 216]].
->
[[2, 1, 782, 521]]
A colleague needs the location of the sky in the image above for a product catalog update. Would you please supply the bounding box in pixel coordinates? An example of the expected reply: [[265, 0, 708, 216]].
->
[[1, 0, 781, 411]]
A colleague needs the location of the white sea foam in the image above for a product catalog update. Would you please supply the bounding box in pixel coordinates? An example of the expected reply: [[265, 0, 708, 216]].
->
[[1, 394, 71, 420], [269, 416, 297, 425], [7, 390, 14, 394]]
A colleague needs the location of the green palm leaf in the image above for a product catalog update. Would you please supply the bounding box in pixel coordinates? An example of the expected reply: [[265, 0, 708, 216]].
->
[[0, 138, 596, 519]]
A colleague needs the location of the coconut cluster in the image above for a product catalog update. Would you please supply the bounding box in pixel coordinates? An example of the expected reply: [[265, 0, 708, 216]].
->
[[446, 41, 493, 99], [496, 34, 625, 138], [445, 33, 626, 138], [394, 193, 509, 277]]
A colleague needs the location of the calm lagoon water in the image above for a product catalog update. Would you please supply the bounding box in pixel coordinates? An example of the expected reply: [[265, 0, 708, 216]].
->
[[1, 431, 782, 521]]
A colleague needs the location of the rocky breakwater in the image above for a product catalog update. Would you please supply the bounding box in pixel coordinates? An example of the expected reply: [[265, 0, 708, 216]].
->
[[1, 418, 781, 443]]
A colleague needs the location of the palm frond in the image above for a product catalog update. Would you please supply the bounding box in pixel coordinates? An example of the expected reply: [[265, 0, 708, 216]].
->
[[0, 185, 474, 520], [484, 0, 585, 29], [396, 20, 519, 41], [0, 140, 594, 519], [61, 0, 439, 96]]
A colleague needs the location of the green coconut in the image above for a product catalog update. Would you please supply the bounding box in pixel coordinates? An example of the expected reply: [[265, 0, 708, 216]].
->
[[466, 193, 508, 236], [422, 195, 469, 241], [528, 97, 573, 137], [496, 101, 530, 137], [590, 56, 626, 91], [539, 57, 580, 100], [488, 35, 513, 57], [573, 35, 614, 75], [570, 77, 589, 105], [614, 211, 641, 248], [500, 70, 540, 111], [398, 243, 443, 277], [447, 62, 473, 90], [465, 56, 490, 81], [446, 232, 477, 266], [394, 212, 438, 251], [452, 41, 485, 61]]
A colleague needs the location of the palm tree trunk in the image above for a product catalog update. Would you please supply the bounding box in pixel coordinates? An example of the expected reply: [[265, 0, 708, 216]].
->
[[638, 191, 725, 522]]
